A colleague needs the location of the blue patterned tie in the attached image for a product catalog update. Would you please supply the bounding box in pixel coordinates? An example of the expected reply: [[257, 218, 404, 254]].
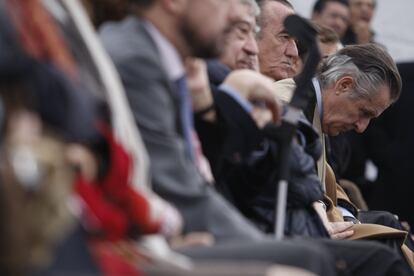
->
[[174, 76, 195, 161]]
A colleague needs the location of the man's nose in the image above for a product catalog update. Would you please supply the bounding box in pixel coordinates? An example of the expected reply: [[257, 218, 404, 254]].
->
[[244, 33, 259, 55], [286, 38, 299, 58]]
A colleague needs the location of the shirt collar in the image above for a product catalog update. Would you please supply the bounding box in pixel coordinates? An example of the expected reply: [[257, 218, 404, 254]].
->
[[143, 20, 185, 81], [312, 77, 323, 122]]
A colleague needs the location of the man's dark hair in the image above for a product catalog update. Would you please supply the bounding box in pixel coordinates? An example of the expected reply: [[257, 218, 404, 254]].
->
[[128, 0, 153, 8], [312, 0, 349, 14], [350, 0, 377, 9]]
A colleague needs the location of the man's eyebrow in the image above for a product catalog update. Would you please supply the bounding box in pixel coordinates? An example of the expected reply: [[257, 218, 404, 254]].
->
[[277, 29, 294, 37], [230, 19, 254, 31], [235, 20, 252, 27]]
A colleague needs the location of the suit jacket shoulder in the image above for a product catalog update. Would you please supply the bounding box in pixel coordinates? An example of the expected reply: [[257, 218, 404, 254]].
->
[[100, 17, 178, 135]]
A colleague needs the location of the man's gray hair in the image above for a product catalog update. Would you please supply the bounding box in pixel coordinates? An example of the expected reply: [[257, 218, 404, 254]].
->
[[318, 44, 402, 103], [240, 0, 260, 17], [128, 0, 153, 8], [256, 0, 294, 38], [129, 0, 260, 16]]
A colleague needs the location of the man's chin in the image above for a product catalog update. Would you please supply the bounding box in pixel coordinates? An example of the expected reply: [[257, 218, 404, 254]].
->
[[181, 23, 223, 58], [325, 127, 341, 136], [236, 62, 254, 70], [271, 71, 289, 82], [328, 128, 350, 136], [192, 43, 221, 59]]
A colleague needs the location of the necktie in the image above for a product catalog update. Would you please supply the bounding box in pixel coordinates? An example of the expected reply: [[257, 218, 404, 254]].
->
[[174, 76, 214, 182], [174, 76, 195, 161]]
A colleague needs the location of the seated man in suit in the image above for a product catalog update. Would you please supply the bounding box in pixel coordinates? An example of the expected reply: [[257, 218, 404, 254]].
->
[[273, 43, 414, 269], [99, 0, 412, 275], [273, 43, 398, 216]]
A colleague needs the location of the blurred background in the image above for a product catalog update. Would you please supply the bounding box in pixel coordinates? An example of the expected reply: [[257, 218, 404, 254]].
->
[[291, 0, 414, 63]]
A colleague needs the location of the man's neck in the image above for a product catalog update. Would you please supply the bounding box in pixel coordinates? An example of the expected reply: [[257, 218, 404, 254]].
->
[[143, 20, 185, 81], [138, 9, 190, 60]]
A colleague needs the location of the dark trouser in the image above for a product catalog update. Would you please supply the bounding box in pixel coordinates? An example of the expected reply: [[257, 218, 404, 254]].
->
[[179, 239, 335, 276], [318, 239, 412, 276], [179, 238, 412, 276]]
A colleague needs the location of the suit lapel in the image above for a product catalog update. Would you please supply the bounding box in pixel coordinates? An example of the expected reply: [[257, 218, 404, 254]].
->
[[313, 107, 327, 192], [303, 83, 327, 191], [135, 19, 183, 136]]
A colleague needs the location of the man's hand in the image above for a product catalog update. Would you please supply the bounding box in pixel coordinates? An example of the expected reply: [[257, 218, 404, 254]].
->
[[185, 58, 211, 111], [313, 201, 354, 240], [223, 70, 282, 124], [251, 107, 273, 128], [325, 221, 354, 240], [185, 58, 216, 121]]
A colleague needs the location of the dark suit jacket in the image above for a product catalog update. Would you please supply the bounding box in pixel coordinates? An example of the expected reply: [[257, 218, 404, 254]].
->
[[99, 17, 263, 241]]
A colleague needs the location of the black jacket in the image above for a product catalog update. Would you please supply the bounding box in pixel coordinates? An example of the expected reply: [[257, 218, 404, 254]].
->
[[196, 60, 326, 235]]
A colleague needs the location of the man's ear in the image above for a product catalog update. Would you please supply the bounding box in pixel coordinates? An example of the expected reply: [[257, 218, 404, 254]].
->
[[334, 76, 354, 95]]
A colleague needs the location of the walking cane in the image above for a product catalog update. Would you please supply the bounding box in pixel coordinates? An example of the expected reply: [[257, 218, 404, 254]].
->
[[263, 15, 321, 240]]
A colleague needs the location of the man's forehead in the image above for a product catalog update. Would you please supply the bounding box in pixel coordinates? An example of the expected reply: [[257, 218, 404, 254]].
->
[[358, 85, 392, 115], [350, 0, 375, 6], [265, 1, 295, 13], [324, 2, 350, 14], [230, 4, 256, 23], [263, 1, 294, 26]]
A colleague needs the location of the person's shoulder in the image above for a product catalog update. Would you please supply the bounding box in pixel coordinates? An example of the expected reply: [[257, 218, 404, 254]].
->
[[99, 16, 155, 64], [206, 59, 230, 88], [99, 16, 140, 43], [272, 78, 297, 103]]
